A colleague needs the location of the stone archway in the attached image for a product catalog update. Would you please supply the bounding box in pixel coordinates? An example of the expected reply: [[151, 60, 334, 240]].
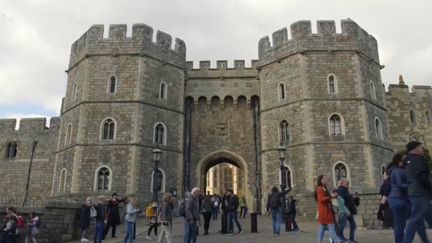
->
[[195, 150, 253, 206]]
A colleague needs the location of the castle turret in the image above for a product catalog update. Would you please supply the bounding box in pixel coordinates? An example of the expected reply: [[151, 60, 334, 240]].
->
[[54, 24, 186, 201], [258, 20, 393, 215]]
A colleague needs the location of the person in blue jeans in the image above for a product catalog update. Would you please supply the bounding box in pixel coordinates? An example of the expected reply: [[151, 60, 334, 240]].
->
[[94, 195, 106, 243], [266, 185, 293, 236], [184, 188, 201, 243], [387, 151, 410, 243], [123, 198, 141, 243], [226, 189, 243, 234], [403, 141, 431, 243], [337, 179, 358, 243]]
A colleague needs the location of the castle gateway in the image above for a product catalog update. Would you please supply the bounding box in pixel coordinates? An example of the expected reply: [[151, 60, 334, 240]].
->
[[0, 20, 431, 215]]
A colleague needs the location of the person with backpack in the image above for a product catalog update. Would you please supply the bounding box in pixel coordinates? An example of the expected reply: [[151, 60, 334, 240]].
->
[[144, 202, 159, 240], [266, 185, 293, 237], [337, 179, 358, 243], [25, 212, 40, 243], [79, 197, 92, 242]]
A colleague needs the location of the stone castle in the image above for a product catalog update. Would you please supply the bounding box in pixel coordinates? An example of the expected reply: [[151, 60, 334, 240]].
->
[[1, 19, 431, 217]]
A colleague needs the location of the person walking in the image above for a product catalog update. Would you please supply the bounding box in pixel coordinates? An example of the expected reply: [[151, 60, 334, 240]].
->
[[239, 196, 248, 218], [184, 187, 201, 243], [226, 189, 242, 234], [158, 193, 174, 243], [94, 195, 106, 243], [26, 212, 40, 243], [145, 202, 159, 240], [402, 141, 432, 243], [379, 171, 394, 228], [104, 193, 126, 239], [211, 195, 220, 220], [315, 175, 342, 243], [337, 179, 358, 243], [288, 196, 299, 231], [201, 195, 213, 235], [123, 197, 141, 243], [266, 185, 293, 236], [79, 197, 92, 242], [387, 151, 409, 243]]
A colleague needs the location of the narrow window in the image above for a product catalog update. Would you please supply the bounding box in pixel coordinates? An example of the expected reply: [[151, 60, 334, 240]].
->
[[59, 169, 67, 192], [329, 114, 342, 136], [328, 75, 335, 93], [5, 143, 11, 158], [279, 120, 289, 145], [97, 167, 110, 192], [102, 118, 116, 140], [334, 163, 347, 184], [285, 167, 292, 189], [279, 83, 286, 100], [73, 83, 77, 101], [375, 118, 383, 139], [154, 123, 165, 145], [65, 124, 72, 145], [370, 81, 377, 100], [109, 76, 116, 93], [426, 111, 431, 125], [409, 110, 416, 125], [159, 82, 167, 99], [5, 142, 17, 159]]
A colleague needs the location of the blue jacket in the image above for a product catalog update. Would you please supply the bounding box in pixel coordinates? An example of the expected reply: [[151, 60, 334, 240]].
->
[[388, 165, 408, 200]]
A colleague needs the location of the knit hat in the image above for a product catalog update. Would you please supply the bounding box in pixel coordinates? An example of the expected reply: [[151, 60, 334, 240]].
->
[[406, 141, 422, 152]]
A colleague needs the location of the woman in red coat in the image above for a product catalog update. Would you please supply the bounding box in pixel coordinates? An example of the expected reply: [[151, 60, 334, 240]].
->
[[315, 175, 343, 243]]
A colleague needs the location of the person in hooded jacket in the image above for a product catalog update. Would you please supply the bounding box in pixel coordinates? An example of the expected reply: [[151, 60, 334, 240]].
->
[[402, 141, 432, 243], [387, 151, 409, 243]]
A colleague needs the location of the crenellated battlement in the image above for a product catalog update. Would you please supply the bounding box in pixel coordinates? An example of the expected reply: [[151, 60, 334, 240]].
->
[[0, 117, 60, 133], [69, 24, 186, 69], [258, 19, 379, 67], [186, 60, 259, 71], [387, 84, 432, 97]]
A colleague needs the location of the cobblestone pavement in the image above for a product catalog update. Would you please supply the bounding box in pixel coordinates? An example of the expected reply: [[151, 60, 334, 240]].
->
[[72, 215, 432, 243]]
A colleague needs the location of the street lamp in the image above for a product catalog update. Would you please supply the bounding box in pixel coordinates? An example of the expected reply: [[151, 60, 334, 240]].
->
[[152, 145, 162, 202]]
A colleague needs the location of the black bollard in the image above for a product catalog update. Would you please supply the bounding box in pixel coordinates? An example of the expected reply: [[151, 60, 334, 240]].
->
[[251, 212, 258, 233]]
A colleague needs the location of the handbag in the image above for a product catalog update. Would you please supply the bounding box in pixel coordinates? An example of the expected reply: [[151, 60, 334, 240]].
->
[[377, 203, 384, 221]]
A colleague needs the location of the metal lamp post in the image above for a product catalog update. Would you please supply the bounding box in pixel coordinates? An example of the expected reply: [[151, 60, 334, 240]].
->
[[278, 144, 291, 231], [152, 145, 162, 202]]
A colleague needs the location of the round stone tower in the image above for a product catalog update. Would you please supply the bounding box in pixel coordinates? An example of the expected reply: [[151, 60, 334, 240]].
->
[[53, 24, 186, 201], [257, 20, 393, 213]]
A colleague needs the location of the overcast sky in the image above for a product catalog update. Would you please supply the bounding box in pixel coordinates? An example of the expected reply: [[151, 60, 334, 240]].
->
[[1, 0, 431, 121]]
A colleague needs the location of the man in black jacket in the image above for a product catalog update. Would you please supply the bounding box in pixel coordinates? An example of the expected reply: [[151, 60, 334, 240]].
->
[[403, 141, 432, 243], [226, 189, 242, 234], [337, 179, 358, 243]]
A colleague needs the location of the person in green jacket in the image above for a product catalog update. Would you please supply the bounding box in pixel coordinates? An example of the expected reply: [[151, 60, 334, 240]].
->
[[239, 195, 248, 218]]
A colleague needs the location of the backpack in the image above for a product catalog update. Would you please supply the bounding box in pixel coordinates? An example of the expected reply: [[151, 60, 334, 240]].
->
[[145, 206, 154, 218], [16, 216, 25, 230], [268, 193, 281, 209], [90, 206, 97, 219], [179, 201, 186, 217]]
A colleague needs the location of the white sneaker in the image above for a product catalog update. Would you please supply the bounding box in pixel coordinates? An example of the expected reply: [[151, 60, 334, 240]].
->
[[80, 238, 89, 242], [144, 235, 152, 240]]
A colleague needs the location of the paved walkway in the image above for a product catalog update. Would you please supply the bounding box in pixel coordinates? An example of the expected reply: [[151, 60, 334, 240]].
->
[[71, 215, 432, 243]]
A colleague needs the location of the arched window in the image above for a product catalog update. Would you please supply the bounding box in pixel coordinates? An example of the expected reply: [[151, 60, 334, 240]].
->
[[5, 142, 17, 159], [425, 110, 431, 125], [95, 166, 111, 192], [73, 83, 77, 101], [278, 83, 286, 101], [370, 81, 377, 100], [151, 168, 166, 193], [410, 110, 416, 125], [159, 81, 167, 99], [329, 114, 342, 136], [334, 163, 347, 185], [65, 124, 72, 145], [153, 122, 167, 145], [328, 74, 338, 94], [108, 76, 117, 94], [59, 169, 67, 192], [279, 120, 289, 145], [101, 118, 116, 140], [375, 117, 383, 139]]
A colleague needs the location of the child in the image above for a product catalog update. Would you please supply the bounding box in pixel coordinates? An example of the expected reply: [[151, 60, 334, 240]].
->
[[144, 202, 159, 240], [26, 212, 40, 243]]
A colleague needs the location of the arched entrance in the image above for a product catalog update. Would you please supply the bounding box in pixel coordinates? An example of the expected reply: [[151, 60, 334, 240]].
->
[[195, 150, 251, 202]]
